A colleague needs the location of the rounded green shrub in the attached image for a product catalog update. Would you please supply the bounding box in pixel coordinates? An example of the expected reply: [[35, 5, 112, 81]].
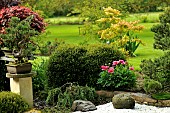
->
[[46, 44, 126, 89], [0, 91, 29, 113]]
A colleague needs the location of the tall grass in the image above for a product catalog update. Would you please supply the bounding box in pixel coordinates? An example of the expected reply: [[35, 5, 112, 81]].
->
[[125, 12, 163, 23], [45, 16, 84, 25]]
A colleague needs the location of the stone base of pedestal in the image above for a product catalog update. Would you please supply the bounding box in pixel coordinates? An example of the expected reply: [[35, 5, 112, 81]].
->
[[6, 72, 35, 108]]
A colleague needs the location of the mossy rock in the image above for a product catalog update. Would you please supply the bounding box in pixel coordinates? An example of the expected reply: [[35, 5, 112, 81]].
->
[[112, 93, 135, 109]]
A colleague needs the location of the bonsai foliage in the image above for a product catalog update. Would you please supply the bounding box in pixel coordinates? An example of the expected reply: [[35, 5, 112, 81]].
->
[[151, 8, 170, 50], [0, 6, 46, 33], [97, 7, 144, 56], [0, 16, 39, 62]]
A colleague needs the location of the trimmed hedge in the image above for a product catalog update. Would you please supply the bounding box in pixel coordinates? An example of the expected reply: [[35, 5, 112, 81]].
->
[[0, 91, 29, 113], [46, 44, 126, 89]]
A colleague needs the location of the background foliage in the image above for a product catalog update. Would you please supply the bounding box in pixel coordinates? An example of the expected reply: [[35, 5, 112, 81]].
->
[[21, 0, 169, 18]]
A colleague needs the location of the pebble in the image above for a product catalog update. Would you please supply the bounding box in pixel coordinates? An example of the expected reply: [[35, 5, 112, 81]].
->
[[73, 102, 170, 113]]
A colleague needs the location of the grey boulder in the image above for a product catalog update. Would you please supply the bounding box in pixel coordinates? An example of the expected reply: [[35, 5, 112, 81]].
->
[[71, 100, 97, 112]]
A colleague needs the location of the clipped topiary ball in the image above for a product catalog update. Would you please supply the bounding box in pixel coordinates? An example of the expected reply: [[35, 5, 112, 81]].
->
[[112, 93, 135, 109], [0, 91, 29, 113]]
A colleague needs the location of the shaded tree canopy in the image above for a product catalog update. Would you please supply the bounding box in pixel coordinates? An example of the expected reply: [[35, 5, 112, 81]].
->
[[0, 0, 20, 9]]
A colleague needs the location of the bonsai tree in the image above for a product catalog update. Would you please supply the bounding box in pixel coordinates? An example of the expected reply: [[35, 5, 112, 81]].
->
[[0, 16, 39, 63]]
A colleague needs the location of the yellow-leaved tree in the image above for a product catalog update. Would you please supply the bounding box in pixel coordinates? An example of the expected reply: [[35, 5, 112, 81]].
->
[[97, 7, 144, 56]]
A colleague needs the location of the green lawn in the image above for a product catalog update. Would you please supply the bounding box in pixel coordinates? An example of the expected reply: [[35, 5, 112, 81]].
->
[[45, 24, 99, 44], [44, 23, 163, 70], [43, 12, 164, 70]]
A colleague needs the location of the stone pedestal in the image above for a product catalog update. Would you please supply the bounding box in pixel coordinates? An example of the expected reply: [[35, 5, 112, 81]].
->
[[6, 72, 35, 108]]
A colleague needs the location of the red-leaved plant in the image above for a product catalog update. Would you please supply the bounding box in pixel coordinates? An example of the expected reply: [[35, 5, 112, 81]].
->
[[0, 6, 46, 33], [97, 60, 136, 90]]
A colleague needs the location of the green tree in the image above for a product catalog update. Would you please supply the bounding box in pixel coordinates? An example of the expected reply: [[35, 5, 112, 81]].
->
[[151, 8, 170, 50]]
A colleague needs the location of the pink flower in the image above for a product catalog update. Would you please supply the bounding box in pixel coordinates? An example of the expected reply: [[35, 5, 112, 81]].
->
[[108, 67, 114, 73], [119, 60, 125, 65], [129, 67, 134, 70], [101, 65, 109, 70], [112, 61, 119, 66]]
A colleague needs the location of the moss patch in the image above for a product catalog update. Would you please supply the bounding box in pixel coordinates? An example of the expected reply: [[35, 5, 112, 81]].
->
[[152, 92, 170, 100]]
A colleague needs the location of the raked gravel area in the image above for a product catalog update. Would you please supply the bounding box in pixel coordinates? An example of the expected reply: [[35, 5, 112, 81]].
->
[[73, 102, 170, 113]]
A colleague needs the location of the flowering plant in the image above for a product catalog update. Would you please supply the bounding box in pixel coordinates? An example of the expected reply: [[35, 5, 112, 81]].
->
[[97, 60, 136, 90]]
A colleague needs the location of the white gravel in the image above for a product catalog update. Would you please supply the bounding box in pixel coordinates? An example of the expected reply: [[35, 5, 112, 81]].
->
[[73, 102, 170, 113]]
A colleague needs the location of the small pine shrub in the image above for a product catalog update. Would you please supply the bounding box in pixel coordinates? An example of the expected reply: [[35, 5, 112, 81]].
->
[[144, 78, 162, 94], [46, 44, 126, 89], [0, 91, 29, 113], [46, 84, 96, 108], [46, 88, 61, 105], [140, 51, 170, 91]]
